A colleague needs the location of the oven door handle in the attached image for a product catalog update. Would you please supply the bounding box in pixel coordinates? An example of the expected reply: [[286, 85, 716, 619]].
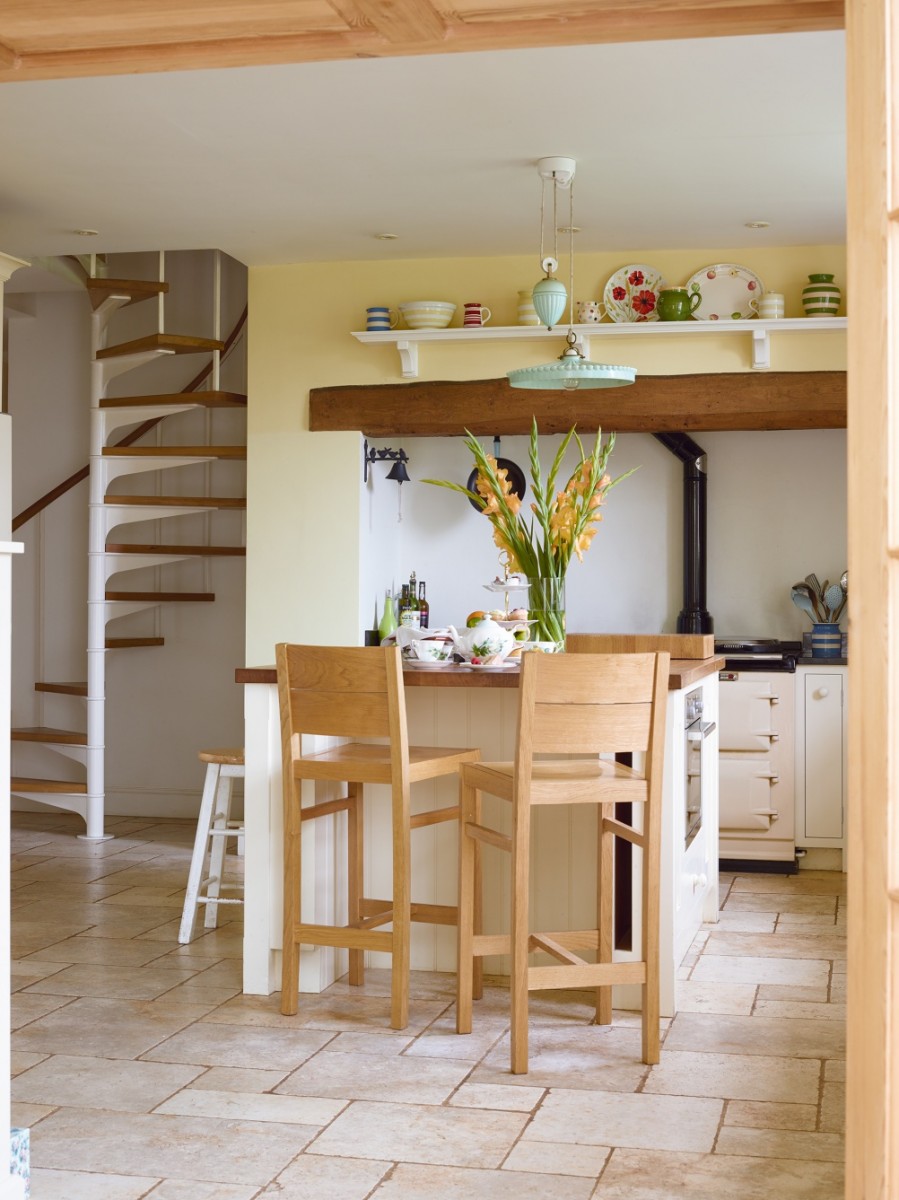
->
[[686, 720, 717, 742]]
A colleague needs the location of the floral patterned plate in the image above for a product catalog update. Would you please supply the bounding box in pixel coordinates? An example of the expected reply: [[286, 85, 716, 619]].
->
[[686, 263, 764, 321], [602, 263, 667, 323]]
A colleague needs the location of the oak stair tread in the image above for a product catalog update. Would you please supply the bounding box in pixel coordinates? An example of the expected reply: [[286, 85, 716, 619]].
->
[[35, 682, 87, 697], [96, 334, 225, 360], [102, 445, 246, 459], [106, 637, 165, 648], [11, 777, 88, 795], [105, 590, 215, 602], [101, 391, 247, 408], [85, 278, 169, 310], [106, 543, 245, 556], [11, 726, 87, 745], [104, 494, 246, 509]]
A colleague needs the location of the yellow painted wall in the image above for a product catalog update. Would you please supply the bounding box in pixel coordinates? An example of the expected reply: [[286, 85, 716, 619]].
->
[[246, 245, 846, 661]]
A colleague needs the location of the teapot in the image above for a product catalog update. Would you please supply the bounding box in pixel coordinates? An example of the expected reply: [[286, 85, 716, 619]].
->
[[447, 617, 515, 662]]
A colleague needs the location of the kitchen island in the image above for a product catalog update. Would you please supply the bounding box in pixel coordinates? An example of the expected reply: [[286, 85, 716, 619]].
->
[[237, 654, 723, 1016]]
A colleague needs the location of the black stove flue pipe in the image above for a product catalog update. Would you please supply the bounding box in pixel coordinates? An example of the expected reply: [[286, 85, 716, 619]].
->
[[653, 432, 713, 634]]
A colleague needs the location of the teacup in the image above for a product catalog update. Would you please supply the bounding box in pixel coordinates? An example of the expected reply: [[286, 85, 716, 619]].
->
[[413, 639, 452, 663]]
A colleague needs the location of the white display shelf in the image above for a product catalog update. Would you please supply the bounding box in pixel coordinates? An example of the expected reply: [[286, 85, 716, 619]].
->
[[352, 317, 847, 377]]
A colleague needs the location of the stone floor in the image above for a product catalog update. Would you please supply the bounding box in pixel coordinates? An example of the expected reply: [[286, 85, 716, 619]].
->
[[10, 811, 846, 1198]]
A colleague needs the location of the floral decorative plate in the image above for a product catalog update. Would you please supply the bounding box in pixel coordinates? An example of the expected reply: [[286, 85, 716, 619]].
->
[[603, 264, 667, 323], [686, 263, 764, 321]]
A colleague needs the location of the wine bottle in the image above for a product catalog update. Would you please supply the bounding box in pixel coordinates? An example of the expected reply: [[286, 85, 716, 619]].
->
[[378, 588, 397, 641], [408, 572, 420, 624], [399, 583, 420, 629], [418, 580, 430, 629]]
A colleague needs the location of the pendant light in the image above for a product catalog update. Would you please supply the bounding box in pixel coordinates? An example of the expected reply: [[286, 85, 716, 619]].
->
[[508, 157, 637, 392]]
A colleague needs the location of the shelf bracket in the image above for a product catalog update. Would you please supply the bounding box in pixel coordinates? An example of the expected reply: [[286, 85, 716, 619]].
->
[[397, 339, 419, 379], [751, 327, 770, 371]]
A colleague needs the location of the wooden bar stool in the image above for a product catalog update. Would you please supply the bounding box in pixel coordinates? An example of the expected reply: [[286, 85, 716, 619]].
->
[[276, 643, 480, 1030], [456, 651, 669, 1074], [178, 748, 245, 944]]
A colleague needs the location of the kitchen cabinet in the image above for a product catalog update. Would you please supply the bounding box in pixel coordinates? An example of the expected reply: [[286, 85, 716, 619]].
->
[[795, 664, 847, 866], [351, 317, 847, 377]]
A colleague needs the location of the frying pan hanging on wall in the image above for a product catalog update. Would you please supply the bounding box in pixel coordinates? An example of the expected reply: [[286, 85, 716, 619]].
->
[[466, 436, 527, 513]]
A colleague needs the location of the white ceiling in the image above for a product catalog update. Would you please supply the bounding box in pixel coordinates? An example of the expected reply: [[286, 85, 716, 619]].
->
[[0, 29, 845, 271]]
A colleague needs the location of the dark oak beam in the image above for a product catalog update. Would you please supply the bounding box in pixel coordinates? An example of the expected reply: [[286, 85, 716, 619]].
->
[[309, 372, 847, 436]]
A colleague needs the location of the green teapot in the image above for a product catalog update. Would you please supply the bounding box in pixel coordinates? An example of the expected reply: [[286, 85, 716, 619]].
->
[[657, 286, 701, 322]]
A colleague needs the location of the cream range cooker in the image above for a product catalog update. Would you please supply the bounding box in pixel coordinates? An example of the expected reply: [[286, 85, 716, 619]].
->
[[715, 640, 801, 868]]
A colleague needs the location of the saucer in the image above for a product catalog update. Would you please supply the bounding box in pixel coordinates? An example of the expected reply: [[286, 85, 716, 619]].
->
[[465, 660, 517, 671]]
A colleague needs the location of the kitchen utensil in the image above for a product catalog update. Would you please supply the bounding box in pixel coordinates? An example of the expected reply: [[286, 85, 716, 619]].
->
[[805, 573, 823, 595], [466, 436, 527, 512], [686, 263, 764, 321], [840, 570, 848, 592], [602, 264, 666, 323], [791, 586, 818, 621], [823, 583, 844, 615]]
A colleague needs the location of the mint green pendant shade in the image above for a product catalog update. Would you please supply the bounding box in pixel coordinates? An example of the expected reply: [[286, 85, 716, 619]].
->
[[532, 276, 567, 329], [508, 333, 637, 391]]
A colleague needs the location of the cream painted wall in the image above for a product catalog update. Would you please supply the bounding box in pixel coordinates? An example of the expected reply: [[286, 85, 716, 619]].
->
[[247, 244, 846, 658]]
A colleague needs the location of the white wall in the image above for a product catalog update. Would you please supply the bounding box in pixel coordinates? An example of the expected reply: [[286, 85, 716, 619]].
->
[[7, 252, 249, 819]]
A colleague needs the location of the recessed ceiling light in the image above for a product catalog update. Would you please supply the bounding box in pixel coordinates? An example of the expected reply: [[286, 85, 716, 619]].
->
[[72, 228, 99, 236], [375, 233, 398, 240], [745, 220, 770, 230], [557, 226, 581, 234]]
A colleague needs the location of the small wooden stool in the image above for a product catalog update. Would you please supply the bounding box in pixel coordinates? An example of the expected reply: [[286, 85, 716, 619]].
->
[[178, 748, 245, 943]]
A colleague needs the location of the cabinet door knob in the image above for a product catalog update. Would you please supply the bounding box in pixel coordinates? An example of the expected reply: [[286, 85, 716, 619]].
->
[[816, 687, 830, 698]]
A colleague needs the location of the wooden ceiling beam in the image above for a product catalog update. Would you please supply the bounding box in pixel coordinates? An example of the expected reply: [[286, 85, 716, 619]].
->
[[0, 0, 844, 83], [308, 372, 848, 436]]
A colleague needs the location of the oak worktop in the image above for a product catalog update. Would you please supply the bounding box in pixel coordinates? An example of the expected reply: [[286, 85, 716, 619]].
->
[[236, 656, 724, 692]]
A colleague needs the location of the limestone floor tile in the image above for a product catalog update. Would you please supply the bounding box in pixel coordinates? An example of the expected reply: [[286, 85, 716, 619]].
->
[[142, 924, 244, 957], [450, 1082, 545, 1111], [691, 954, 830, 988], [753, 998, 846, 1022], [11, 991, 74, 1029], [12, 880, 136, 903], [204, 991, 450, 1034], [312, 1099, 528, 1168], [403, 1013, 507, 1061], [704, 930, 846, 962], [152, 982, 243, 1007], [825, 1059, 846, 1081], [12, 1100, 55, 1126], [723, 891, 838, 915], [592, 1147, 843, 1199], [370, 1162, 596, 1199], [709, 912, 777, 934], [11, 958, 68, 986], [776, 912, 842, 928], [756, 982, 831, 1003], [323, 1030, 413, 1056], [830, 975, 847, 1002], [96, 886, 186, 907], [724, 1099, 818, 1131], [24, 933, 176, 967], [29, 1168, 160, 1199], [715, 1126, 845, 1162], [277, 1048, 475, 1104], [674, 981, 757, 1015], [155, 1087, 347, 1125], [503, 1139, 610, 1177], [261, 1154, 390, 1200], [11, 858, 147, 884], [145, 1182, 262, 1200], [820, 1080, 846, 1133], [31, 1107, 317, 1186], [665, 1010, 845, 1059], [644, 1049, 821, 1104], [187, 1066, 290, 1092], [143, 1022, 333, 1071], [10, 1050, 48, 1076], [524, 1088, 721, 1153], [472, 1023, 650, 1093], [731, 873, 846, 896], [24, 962, 200, 1000], [11, 996, 215, 1059], [13, 1054, 203, 1112]]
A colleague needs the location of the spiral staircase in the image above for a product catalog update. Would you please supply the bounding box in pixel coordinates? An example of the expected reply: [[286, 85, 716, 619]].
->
[[10, 252, 247, 839]]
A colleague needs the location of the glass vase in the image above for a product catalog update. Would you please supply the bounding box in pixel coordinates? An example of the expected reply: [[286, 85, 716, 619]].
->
[[528, 576, 566, 652]]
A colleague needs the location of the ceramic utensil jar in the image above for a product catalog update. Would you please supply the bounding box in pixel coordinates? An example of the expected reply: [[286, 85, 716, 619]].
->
[[656, 287, 701, 321]]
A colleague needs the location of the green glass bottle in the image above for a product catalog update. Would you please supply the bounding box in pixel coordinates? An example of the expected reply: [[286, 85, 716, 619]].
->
[[378, 588, 397, 641]]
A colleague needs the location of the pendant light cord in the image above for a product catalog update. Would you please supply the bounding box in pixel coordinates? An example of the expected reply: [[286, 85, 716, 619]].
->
[[538, 174, 546, 271], [567, 177, 575, 330]]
